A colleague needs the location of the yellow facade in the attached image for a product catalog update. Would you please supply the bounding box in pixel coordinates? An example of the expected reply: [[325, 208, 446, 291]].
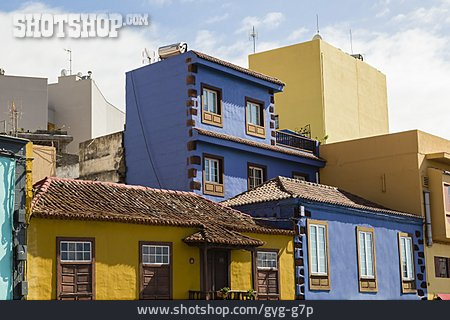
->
[[27, 218, 295, 300], [320, 130, 450, 298], [249, 39, 389, 143]]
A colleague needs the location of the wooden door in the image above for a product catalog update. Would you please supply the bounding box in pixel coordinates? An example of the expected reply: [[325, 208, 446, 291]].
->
[[256, 270, 279, 300], [140, 242, 172, 300], [59, 264, 93, 300], [207, 250, 229, 292]]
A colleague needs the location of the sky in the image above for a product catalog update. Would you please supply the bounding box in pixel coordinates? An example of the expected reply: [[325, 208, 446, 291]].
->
[[0, 0, 449, 139]]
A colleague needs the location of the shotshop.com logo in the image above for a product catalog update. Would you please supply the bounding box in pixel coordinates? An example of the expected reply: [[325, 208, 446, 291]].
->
[[13, 13, 149, 38]]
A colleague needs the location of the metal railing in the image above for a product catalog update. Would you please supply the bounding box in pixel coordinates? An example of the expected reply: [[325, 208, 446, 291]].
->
[[188, 290, 256, 300], [275, 130, 317, 154]]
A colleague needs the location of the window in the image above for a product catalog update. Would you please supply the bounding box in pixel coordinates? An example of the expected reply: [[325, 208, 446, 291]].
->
[[434, 257, 450, 278], [248, 164, 266, 189], [255, 250, 279, 300], [201, 84, 222, 127], [203, 154, 224, 197], [444, 184, 450, 212], [274, 114, 279, 129], [245, 97, 265, 138], [60, 241, 92, 262], [398, 232, 416, 293], [356, 227, 377, 292], [57, 238, 94, 300], [140, 242, 172, 300], [257, 251, 277, 269], [292, 172, 308, 181], [307, 219, 330, 291], [142, 245, 170, 264]]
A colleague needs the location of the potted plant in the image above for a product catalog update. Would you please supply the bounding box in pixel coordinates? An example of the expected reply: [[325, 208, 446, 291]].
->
[[218, 287, 231, 299], [246, 289, 256, 300]]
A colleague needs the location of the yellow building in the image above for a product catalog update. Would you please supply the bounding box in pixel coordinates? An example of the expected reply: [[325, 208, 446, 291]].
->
[[28, 177, 295, 300], [320, 130, 450, 299], [248, 38, 389, 143]]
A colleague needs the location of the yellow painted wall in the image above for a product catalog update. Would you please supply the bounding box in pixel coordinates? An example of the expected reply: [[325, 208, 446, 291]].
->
[[30, 144, 56, 184], [27, 218, 201, 300], [249, 39, 388, 143], [320, 129, 450, 296], [25, 143, 34, 217]]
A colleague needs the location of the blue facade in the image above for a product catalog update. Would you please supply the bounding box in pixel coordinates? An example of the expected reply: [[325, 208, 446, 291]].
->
[[234, 197, 426, 300], [125, 51, 324, 201], [0, 135, 27, 300]]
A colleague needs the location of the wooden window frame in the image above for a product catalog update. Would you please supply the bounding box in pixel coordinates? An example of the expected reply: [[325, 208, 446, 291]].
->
[[247, 162, 267, 190], [356, 226, 378, 292], [253, 249, 280, 300], [201, 83, 223, 127], [139, 241, 173, 300], [434, 256, 450, 278], [397, 232, 417, 293], [56, 237, 96, 300], [245, 97, 265, 139], [202, 153, 225, 197], [307, 219, 331, 291], [292, 172, 309, 181], [444, 183, 450, 213]]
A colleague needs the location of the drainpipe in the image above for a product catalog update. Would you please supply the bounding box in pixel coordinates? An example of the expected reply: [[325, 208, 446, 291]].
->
[[423, 190, 433, 247]]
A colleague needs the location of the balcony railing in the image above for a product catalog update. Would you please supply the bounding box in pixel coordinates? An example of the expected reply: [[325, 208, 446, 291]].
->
[[275, 130, 318, 155], [189, 290, 256, 300]]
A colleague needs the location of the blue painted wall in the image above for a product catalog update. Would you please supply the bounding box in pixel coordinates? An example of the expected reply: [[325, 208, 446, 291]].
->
[[0, 156, 15, 300], [235, 200, 425, 300], [125, 51, 324, 200]]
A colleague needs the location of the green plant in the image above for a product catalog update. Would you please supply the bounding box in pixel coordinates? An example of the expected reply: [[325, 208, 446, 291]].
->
[[246, 289, 256, 300], [219, 287, 231, 299]]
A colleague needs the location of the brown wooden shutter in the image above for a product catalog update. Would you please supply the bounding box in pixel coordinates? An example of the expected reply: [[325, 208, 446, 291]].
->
[[435, 257, 442, 277], [141, 265, 171, 300], [58, 264, 93, 300], [257, 270, 279, 300]]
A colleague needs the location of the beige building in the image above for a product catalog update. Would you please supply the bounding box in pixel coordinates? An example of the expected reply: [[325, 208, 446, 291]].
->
[[249, 38, 389, 143], [320, 130, 450, 299]]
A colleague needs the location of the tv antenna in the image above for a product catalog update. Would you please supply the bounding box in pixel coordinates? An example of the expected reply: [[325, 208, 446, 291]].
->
[[64, 48, 72, 75], [249, 26, 258, 53], [349, 29, 354, 54], [312, 14, 322, 40]]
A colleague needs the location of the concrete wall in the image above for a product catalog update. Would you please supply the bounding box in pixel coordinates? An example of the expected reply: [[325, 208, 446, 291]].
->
[[49, 75, 125, 154], [0, 155, 15, 300], [249, 39, 389, 143], [79, 131, 125, 183], [0, 75, 48, 132], [55, 163, 79, 179], [234, 200, 425, 300]]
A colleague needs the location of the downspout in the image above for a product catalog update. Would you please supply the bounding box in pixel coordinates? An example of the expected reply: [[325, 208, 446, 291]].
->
[[423, 190, 433, 247]]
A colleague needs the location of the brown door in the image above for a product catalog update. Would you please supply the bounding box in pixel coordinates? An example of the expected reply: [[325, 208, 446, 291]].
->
[[207, 250, 229, 292], [140, 242, 172, 300], [256, 270, 279, 300], [59, 264, 93, 300]]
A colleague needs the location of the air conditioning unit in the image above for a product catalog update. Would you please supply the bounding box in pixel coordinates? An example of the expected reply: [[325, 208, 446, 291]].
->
[[158, 42, 188, 60]]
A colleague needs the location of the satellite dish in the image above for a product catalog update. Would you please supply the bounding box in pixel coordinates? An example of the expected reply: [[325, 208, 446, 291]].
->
[[60, 69, 67, 76], [158, 42, 188, 59]]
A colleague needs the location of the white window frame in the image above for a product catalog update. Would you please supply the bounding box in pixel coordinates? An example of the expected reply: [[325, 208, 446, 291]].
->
[[203, 87, 219, 114], [257, 251, 278, 270], [204, 157, 220, 184], [309, 223, 328, 276], [249, 165, 265, 189], [358, 230, 375, 279], [400, 235, 414, 281], [247, 101, 262, 126], [142, 245, 170, 265], [60, 241, 92, 262]]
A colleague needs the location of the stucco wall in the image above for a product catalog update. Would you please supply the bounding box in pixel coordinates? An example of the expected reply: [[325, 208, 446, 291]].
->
[[249, 39, 389, 143], [27, 218, 201, 300], [30, 144, 56, 184], [0, 75, 48, 133], [0, 156, 15, 300]]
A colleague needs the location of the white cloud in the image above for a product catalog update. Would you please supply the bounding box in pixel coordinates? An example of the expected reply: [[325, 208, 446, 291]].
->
[[205, 13, 229, 24], [146, 0, 173, 6], [0, 3, 167, 111], [237, 12, 285, 33], [287, 27, 309, 41]]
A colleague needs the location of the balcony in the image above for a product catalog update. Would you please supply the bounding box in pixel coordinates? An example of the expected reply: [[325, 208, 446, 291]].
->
[[275, 130, 318, 155], [189, 290, 256, 300]]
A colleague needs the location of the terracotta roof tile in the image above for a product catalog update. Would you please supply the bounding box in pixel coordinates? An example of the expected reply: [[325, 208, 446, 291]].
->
[[192, 51, 284, 86], [194, 128, 323, 161], [222, 176, 421, 219], [32, 177, 293, 247]]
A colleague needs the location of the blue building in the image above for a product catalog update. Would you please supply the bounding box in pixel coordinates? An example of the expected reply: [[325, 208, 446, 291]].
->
[[223, 176, 427, 300], [125, 50, 325, 201], [0, 135, 27, 300]]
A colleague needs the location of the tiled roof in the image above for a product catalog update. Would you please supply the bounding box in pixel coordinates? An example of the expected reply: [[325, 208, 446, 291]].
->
[[192, 51, 285, 86], [32, 177, 293, 247], [194, 128, 323, 162], [222, 176, 420, 219]]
